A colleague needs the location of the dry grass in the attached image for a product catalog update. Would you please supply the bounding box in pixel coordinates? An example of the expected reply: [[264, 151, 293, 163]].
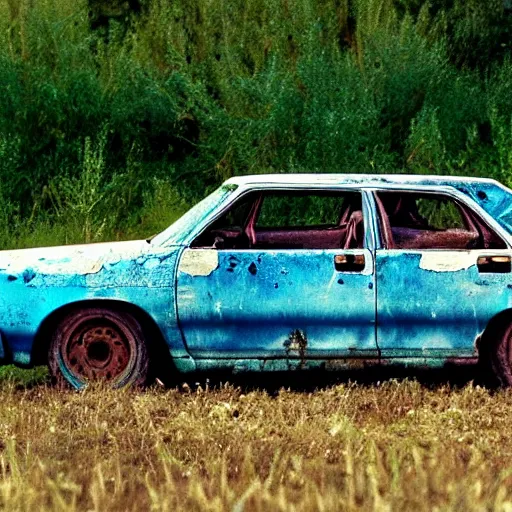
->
[[1, 370, 512, 511]]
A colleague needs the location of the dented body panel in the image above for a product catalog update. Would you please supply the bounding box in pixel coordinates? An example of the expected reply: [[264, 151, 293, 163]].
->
[[177, 248, 376, 359], [0, 173, 512, 377]]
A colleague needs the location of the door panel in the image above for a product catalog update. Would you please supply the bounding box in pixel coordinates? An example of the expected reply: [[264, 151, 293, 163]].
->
[[373, 189, 512, 357], [177, 248, 377, 359], [376, 249, 512, 357]]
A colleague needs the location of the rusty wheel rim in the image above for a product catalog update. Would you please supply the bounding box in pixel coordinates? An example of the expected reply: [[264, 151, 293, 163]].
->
[[62, 320, 135, 383]]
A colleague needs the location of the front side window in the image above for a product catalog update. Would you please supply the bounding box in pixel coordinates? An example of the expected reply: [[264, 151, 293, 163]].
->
[[376, 191, 507, 250], [256, 194, 344, 228], [192, 190, 365, 250]]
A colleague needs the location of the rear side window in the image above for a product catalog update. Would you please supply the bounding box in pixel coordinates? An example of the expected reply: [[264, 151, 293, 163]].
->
[[376, 191, 507, 250]]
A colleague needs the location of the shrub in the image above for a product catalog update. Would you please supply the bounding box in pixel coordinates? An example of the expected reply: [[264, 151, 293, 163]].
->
[[0, 0, 512, 247]]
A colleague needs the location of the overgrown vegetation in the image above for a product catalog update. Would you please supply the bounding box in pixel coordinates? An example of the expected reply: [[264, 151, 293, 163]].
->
[[0, 374, 512, 511], [2, 4, 512, 508], [1, 0, 512, 248]]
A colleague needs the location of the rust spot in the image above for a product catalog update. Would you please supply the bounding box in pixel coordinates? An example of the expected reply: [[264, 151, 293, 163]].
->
[[63, 320, 132, 381], [284, 329, 307, 368], [325, 358, 380, 371], [444, 357, 478, 366]]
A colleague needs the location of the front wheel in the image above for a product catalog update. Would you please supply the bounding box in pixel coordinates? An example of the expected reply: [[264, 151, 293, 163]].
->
[[48, 308, 149, 389]]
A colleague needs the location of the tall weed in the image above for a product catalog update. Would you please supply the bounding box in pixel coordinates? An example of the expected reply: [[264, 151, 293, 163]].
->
[[0, 0, 511, 247]]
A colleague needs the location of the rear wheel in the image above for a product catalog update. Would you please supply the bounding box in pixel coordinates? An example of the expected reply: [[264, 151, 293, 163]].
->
[[481, 318, 512, 387], [48, 308, 149, 389]]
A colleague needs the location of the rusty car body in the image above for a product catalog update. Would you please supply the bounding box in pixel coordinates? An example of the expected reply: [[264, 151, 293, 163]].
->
[[2, 174, 512, 388]]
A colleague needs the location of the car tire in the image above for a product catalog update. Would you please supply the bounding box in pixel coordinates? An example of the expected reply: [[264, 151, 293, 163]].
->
[[48, 307, 149, 389], [481, 317, 512, 388]]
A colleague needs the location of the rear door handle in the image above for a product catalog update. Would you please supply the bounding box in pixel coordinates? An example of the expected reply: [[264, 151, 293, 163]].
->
[[477, 255, 512, 273], [334, 254, 366, 272]]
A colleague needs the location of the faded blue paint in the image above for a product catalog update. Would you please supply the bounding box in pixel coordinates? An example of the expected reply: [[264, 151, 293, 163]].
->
[[456, 181, 512, 235], [375, 250, 512, 357], [177, 248, 377, 359], [0, 173, 512, 376], [0, 241, 190, 366], [193, 357, 380, 372]]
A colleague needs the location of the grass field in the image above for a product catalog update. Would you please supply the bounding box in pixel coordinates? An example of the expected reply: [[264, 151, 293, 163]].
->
[[2, 1, 512, 509], [1, 367, 512, 511]]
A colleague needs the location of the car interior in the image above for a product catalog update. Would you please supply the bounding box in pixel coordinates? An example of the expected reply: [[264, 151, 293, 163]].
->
[[191, 190, 365, 250], [191, 189, 507, 251], [375, 191, 507, 250]]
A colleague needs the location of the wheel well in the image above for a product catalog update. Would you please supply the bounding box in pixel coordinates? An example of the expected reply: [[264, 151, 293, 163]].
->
[[31, 300, 173, 375]]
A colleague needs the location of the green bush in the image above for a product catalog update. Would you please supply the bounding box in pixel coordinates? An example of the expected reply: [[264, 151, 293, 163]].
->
[[0, 0, 511, 248]]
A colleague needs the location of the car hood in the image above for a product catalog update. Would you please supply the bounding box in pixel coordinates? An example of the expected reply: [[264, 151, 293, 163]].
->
[[0, 239, 169, 277]]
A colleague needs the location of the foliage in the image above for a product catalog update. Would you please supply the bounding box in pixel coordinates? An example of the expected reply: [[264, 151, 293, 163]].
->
[[0, 0, 511, 248]]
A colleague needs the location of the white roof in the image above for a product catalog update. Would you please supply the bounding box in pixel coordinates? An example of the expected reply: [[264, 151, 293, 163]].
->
[[225, 173, 496, 187]]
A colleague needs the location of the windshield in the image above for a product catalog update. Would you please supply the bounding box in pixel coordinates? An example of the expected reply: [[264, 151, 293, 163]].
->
[[151, 185, 237, 246]]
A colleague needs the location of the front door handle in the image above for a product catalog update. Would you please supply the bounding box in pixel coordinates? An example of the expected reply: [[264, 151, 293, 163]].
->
[[477, 255, 511, 273], [334, 254, 366, 272]]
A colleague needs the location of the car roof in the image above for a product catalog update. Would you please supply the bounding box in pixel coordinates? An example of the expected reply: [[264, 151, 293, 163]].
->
[[225, 173, 498, 188]]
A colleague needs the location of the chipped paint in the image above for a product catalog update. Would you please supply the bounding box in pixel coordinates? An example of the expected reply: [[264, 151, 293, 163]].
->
[[1, 173, 512, 375], [376, 249, 512, 358], [0, 240, 164, 276], [177, 249, 377, 359], [178, 249, 219, 276], [419, 251, 475, 272]]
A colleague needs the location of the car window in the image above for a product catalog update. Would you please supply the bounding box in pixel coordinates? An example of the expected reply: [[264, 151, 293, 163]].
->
[[256, 194, 344, 228], [192, 190, 365, 250], [191, 193, 258, 248], [213, 195, 254, 231], [376, 191, 507, 250]]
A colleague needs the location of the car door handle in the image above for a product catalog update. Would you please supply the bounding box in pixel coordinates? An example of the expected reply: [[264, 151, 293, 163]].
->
[[334, 254, 366, 272], [477, 255, 512, 273]]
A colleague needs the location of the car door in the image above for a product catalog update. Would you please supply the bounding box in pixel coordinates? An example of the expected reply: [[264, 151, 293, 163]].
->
[[373, 188, 512, 358], [176, 188, 378, 361]]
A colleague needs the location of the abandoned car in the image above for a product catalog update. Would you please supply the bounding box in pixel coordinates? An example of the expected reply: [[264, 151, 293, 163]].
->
[[1, 174, 512, 388]]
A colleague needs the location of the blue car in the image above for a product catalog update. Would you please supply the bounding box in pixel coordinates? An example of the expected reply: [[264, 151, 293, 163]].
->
[[1, 174, 512, 388]]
